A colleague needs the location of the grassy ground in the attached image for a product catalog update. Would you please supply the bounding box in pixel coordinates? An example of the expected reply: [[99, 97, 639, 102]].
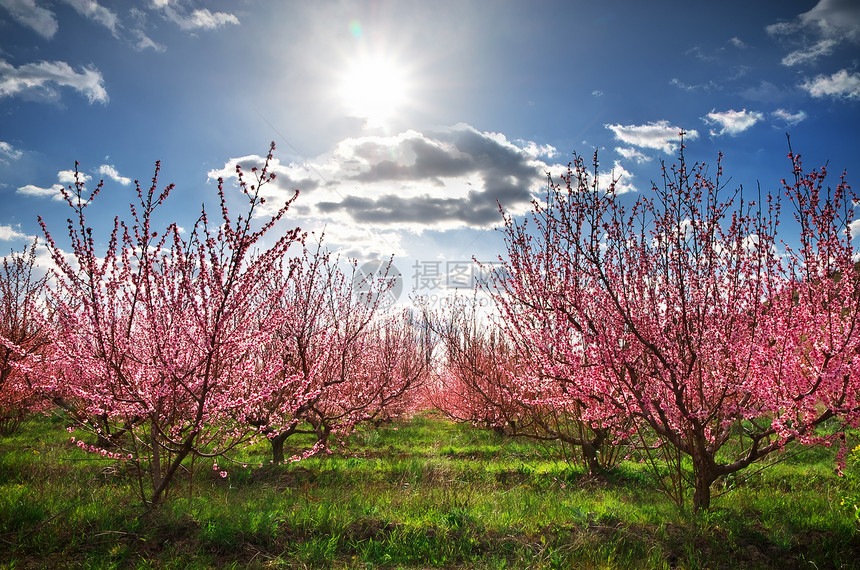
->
[[0, 412, 858, 569]]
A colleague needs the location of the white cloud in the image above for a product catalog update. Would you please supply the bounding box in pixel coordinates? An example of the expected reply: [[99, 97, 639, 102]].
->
[[63, 0, 117, 35], [799, 0, 860, 39], [615, 147, 652, 164], [781, 38, 837, 66], [310, 224, 407, 261], [515, 139, 557, 159], [670, 77, 719, 92], [766, 22, 798, 36], [184, 9, 238, 30], [741, 233, 762, 252], [0, 59, 108, 104], [18, 168, 91, 200], [703, 109, 764, 136], [604, 121, 699, 155], [729, 37, 748, 49], [98, 164, 131, 185], [208, 124, 556, 231], [58, 170, 91, 184], [0, 0, 58, 38], [800, 69, 860, 99], [772, 109, 808, 125], [651, 218, 695, 250], [0, 141, 23, 161], [153, 1, 239, 31], [0, 224, 34, 241], [768, 0, 860, 66], [134, 30, 165, 52], [850, 218, 860, 240], [686, 46, 717, 63], [598, 161, 637, 195], [16, 183, 64, 200], [2, 0, 165, 53], [670, 78, 692, 91]]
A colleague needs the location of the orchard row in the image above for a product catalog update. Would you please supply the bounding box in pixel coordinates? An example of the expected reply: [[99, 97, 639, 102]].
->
[[1, 137, 858, 513]]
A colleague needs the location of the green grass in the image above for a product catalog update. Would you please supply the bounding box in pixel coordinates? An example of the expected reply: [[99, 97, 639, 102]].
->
[[0, 412, 858, 568]]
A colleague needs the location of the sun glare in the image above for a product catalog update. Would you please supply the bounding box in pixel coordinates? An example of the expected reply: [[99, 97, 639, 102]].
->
[[339, 54, 409, 128]]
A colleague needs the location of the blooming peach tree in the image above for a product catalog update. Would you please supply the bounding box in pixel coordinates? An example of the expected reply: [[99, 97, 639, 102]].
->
[[425, 293, 626, 473], [493, 135, 860, 512], [244, 242, 429, 464], [0, 240, 51, 435], [426, 297, 528, 431], [37, 143, 303, 504]]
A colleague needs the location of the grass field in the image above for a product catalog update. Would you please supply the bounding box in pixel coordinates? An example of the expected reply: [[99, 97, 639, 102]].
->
[[1, 412, 858, 569]]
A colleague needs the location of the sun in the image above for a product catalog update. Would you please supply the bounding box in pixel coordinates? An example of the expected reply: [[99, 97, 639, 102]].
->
[[339, 54, 409, 128]]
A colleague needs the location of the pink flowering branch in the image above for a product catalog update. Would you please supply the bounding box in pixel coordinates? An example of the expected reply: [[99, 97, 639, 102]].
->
[[36, 143, 303, 505], [242, 237, 429, 463], [492, 134, 859, 512], [0, 240, 51, 435]]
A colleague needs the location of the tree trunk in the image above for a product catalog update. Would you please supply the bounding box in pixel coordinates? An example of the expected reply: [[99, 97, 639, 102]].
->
[[94, 414, 114, 448], [587, 429, 609, 474], [582, 442, 600, 475], [691, 454, 717, 513], [316, 424, 332, 449], [150, 431, 162, 498], [270, 431, 289, 464], [149, 437, 193, 505]]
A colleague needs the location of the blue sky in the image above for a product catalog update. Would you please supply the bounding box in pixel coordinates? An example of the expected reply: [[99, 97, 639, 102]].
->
[[1, 0, 859, 304]]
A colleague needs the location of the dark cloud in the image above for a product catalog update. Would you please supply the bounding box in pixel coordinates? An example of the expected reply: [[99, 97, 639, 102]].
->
[[318, 192, 501, 227], [211, 124, 550, 230]]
